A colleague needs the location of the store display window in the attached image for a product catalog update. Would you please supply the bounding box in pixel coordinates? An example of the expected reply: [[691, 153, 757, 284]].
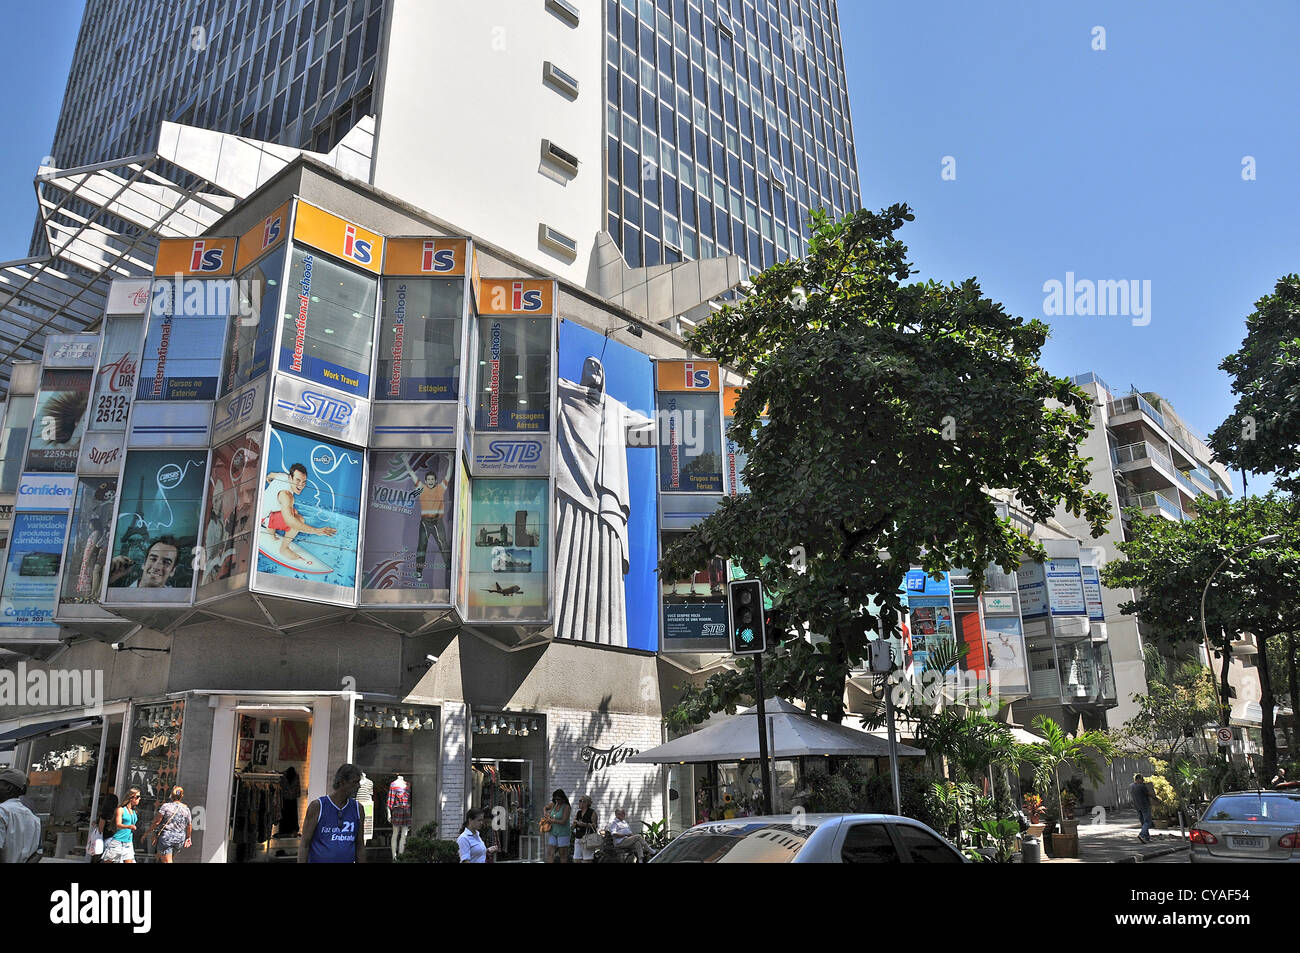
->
[[470, 712, 545, 862], [377, 278, 463, 401], [23, 718, 119, 861], [125, 700, 184, 862], [229, 712, 313, 863], [351, 704, 441, 861]]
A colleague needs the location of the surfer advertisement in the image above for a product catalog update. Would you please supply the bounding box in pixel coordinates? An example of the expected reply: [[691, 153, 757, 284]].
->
[[466, 478, 548, 621], [360, 450, 454, 604], [106, 450, 208, 602], [254, 426, 362, 599]]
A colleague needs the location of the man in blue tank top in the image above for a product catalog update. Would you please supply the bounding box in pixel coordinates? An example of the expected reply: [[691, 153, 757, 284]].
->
[[299, 763, 366, 863]]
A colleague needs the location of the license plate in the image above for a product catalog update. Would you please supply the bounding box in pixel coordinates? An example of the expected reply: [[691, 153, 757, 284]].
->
[[1229, 836, 1263, 848]]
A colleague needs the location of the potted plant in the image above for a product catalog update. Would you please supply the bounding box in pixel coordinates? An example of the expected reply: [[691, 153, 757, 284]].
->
[[1022, 793, 1047, 839], [1020, 716, 1115, 859]]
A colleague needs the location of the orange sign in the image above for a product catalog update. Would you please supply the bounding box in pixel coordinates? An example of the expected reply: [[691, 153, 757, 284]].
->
[[235, 201, 290, 271], [723, 385, 769, 418], [291, 201, 383, 274], [385, 237, 468, 276], [657, 360, 719, 393], [475, 278, 554, 316], [153, 237, 237, 277]]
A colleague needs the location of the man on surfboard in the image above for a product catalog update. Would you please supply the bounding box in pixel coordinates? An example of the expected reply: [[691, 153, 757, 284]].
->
[[262, 463, 336, 568]]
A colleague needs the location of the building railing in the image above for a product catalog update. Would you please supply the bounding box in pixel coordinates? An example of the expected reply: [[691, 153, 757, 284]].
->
[[1120, 490, 1183, 521], [1071, 371, 1113, 397], [1111, 440, 1175, 476], [1107, 393, 1166, 430], [1174, 468, 1199, 497]]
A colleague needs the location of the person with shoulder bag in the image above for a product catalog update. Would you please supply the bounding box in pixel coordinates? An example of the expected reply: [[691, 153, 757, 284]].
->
[[147, 786, 193, 863], [87, 793, 118, 863], [571, 795, 600, 863]]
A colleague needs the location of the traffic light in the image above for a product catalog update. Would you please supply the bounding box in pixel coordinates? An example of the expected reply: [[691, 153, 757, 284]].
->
[[728, 579, 766, 654]]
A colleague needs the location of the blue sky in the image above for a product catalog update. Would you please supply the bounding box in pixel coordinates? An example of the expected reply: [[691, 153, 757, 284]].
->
[[0, 1, 1291, 493]]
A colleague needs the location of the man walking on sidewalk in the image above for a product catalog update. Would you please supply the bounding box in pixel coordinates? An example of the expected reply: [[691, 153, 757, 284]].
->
[[1129, 773, 1154, 844]]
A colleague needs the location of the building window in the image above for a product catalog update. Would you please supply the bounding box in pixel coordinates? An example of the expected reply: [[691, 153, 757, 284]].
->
[[377, 278, 463, 401], [278, 245, 378, 397]]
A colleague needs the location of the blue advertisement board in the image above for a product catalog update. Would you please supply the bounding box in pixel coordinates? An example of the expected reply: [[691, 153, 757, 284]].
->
[[556, 321, 658, 651], [137, 282, 229, 401], [0, 512, 67, 628]]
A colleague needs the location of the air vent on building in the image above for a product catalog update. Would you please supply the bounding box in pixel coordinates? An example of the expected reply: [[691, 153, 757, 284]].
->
[[542, 61, 580, 98], [539, 223, 578, 258], [545, 0, 580, 27], [541, 139, 580, 176]]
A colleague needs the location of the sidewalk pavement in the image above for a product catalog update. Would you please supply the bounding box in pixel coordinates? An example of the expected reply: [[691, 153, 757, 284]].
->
[[1041, 808, 1189, 864]]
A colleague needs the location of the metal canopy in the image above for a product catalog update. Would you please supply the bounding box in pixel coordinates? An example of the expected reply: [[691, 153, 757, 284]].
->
[[628, 696, 928, 763], [0, 117, 375, 395]]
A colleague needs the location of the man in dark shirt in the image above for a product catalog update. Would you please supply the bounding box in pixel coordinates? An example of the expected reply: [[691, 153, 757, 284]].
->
[[1129, 773, 1154, 844]]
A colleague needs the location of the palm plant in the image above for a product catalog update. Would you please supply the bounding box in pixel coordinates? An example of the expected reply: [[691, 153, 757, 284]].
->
[[1021, 715, 1116, 821]]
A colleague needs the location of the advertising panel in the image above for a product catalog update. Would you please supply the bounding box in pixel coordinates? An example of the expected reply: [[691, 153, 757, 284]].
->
[[292, 201, 383, 274], [377, 276, 464, 401], [89, 315, 142, 431], [16, 473, 77, 510], [25, 368, 92, 472], [466, 478, 548, 621], [211, 376, 268, 446], [78, 431, 126, 476], [107, 450, 207, 600], [361, 450, 454, 603], [235, 201, 290, 272], [105, 278, 153, 315], [385, 237, 468, 277], [556, 321, 657, 650], [656, 391, 723, 492], [42, 334, 99, 367], [223, 244, 285, 393], [58, 478, 118, 605], [660, 534, 729, 652], [0, 511, 67, 628], [1044, 557, 1087, 616], [271, 373, 371, 447], [474, 278, 554, 316], [1017, 561, 1048, 619], [471, 434, 550, 476], [254, 427, 362, 598], [277, 247, 377, 398], [903, 570, 954, 673], [1080, 564, 1106, 623], [455, 458, 471, 616], [153, 237, 237, 276], [197, 431, 263, 598], [137, 279, 229, 401], [656, 359, 720, 393], [981, 590, 1029, 698]]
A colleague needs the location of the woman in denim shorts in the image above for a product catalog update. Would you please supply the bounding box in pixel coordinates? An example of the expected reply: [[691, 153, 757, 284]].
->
[[543, 789, 572, 863], [103, 787, 140, 863], [148, 786, 193, 862]]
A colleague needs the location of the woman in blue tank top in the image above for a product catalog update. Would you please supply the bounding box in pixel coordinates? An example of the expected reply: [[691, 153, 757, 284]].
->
[[299, 764, 365, 863]]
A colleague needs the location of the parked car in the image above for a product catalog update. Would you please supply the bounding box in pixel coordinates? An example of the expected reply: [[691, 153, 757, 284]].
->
[[649, 813, 967, 863], [1189, 791, 1300, 863]]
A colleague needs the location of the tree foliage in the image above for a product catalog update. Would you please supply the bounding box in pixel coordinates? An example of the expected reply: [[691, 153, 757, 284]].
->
[[1209, 275, 1300, 490], [1115, 645, 1219, 767], [660, 205, 1110, 723], [1101, 494, 1300, 778]]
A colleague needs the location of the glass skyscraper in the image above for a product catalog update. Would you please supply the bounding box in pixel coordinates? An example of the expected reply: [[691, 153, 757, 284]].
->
[[603, 0, 860, 274]]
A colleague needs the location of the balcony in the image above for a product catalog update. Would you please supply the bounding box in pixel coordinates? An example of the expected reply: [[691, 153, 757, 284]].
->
[[1119, 490, 1184, 521], [1111, 440, 1179, 489], [1107, 393, 1166, 431], [1174, 468, 1200, 498], [1188, 465, 1219, 495]]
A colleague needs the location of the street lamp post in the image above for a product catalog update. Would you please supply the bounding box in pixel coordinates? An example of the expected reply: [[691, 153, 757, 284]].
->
[[1198, 535, 1281, 744]]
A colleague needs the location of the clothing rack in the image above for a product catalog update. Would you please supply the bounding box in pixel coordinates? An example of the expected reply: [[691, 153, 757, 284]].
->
[[230, 771, 286, 861]]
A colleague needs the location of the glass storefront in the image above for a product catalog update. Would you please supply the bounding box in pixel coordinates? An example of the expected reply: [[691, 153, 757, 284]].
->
[[352, 703, 441, 861], [278, 246, 377, 397], [469, 710, 545, 862], [229, 709, 312, 863], [22, 716, 121, 861], [126, 700, 184, 862]]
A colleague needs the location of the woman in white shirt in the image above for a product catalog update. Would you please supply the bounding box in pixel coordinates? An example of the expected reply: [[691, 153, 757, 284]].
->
[[457, 809, 497, 863]]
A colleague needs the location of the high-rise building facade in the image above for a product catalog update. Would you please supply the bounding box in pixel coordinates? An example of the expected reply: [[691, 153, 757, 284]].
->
[[38, 0, 859, 292]]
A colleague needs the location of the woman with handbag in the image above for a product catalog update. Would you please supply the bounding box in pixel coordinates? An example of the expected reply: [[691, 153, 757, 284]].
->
[[147, 786, 193, 863], [571, 795, 600, 863], [86, 793, 118, 863], [541, 789, 571, 864]]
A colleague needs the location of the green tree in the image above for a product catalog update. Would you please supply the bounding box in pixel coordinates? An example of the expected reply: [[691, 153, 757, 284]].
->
[[1101, 494, 1300, 779], [1116, 645, 1219, 768], [1209, 276, 1300, 490], [1020, 715, 1115, 820], [661, 205, 1110, 725]]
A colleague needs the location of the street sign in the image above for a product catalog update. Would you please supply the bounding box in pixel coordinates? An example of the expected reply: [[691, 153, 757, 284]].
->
[[1216, 727, 1234, 744]]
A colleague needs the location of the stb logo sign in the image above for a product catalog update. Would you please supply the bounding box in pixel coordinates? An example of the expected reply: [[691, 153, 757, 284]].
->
[[476, 439, 543, 470], [683, 362, 711, 389], [277, 390, 354, 428], [343, 225, 374, 265], [189, 240, 225, 272], [217, 386, 259, 434]]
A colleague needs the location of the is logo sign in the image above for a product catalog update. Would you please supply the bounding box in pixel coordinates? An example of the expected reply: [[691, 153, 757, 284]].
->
[[422, 240, 456, 273], [190, 240, 225, 272], [683, 362, 711, 389], [344, 225, 374, 265]]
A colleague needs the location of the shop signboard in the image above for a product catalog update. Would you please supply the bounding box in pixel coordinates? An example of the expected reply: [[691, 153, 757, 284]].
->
[[0, 511, 68, 629], [271, 374, 371, 447], [223, 243, 286, 393], [105, 277, 153, 315], [78, 432, 126, 476], [197, 430, 263, 599], [211, 376, 268, 446], [252, 426, 363, 603], [25, 368, 92, 472], [58, 477, 118, 606], [360, 450, 455, 604], [656, 361, 722, 493], [89, 315, 142, 432], [660, 543, 730, 653], [42, 334, 100, 368], [127, 402, 212, 448], [556, 321, 657, 649], [471, 434, 550, 476], [1045, 557, 1087, 616], [466, 478, 549, 621], [1080, 564, 1106, 623], [105, 449, 207, 601], [153, 237, 237, 277], [291, 201, 383, 274], [385, 237, 468, 277], [1017, 561, 1048, 619], [235, 201, 290, 272], [980, 590, 1029, 699], [16, 473, 77, 511]]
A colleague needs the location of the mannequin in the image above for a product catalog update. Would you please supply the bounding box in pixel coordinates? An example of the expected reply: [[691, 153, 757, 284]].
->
[[388, 775, 411, 857], [357, 773, 374, 843]]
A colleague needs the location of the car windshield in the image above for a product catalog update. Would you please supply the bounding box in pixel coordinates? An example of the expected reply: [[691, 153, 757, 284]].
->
[[652, 822, 814, 863], [1204, 794, 1300, 823]]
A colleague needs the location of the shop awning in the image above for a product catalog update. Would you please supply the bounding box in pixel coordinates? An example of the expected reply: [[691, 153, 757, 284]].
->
[[0, 715, 102, 752], [628, 697, 927, 764]]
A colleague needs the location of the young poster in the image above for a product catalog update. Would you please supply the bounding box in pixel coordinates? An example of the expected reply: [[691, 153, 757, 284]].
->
[[108, 450, 208, 598], [467, 478, 548, 620], [255, 427, 362, 592], [361, 450, 455, 601], [26, 368, 92, 472]]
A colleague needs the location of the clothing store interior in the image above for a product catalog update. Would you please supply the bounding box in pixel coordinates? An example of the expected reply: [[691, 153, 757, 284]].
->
[[470, 710, 545, 862], [229, 711, 312, 862]]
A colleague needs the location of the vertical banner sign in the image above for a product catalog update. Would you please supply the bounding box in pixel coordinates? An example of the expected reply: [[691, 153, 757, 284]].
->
[[107, 450, 207, 598], [59, 478, 118, 605], [1044, 558, 1087, 616], [555, 322, 657, 649], [474, 279, 553, 432], [655, 360, 722, 492], [255, 427, 362, 594], [1017, 561, 1048, 619], [903, 569, 954, 673], [467, 478, 549, 621], [0, 512, 67, 628], [362, 450, 455, 602], [198, 431, 264, 596], [1080, 565, 1106, 623], [26, 369, 92, 471], [90, 316, 142, 431]]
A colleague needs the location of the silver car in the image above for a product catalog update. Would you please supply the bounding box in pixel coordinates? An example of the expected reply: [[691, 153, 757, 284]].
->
[[1189, 791, 1300, 863], [649, 813, 967, 863]]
